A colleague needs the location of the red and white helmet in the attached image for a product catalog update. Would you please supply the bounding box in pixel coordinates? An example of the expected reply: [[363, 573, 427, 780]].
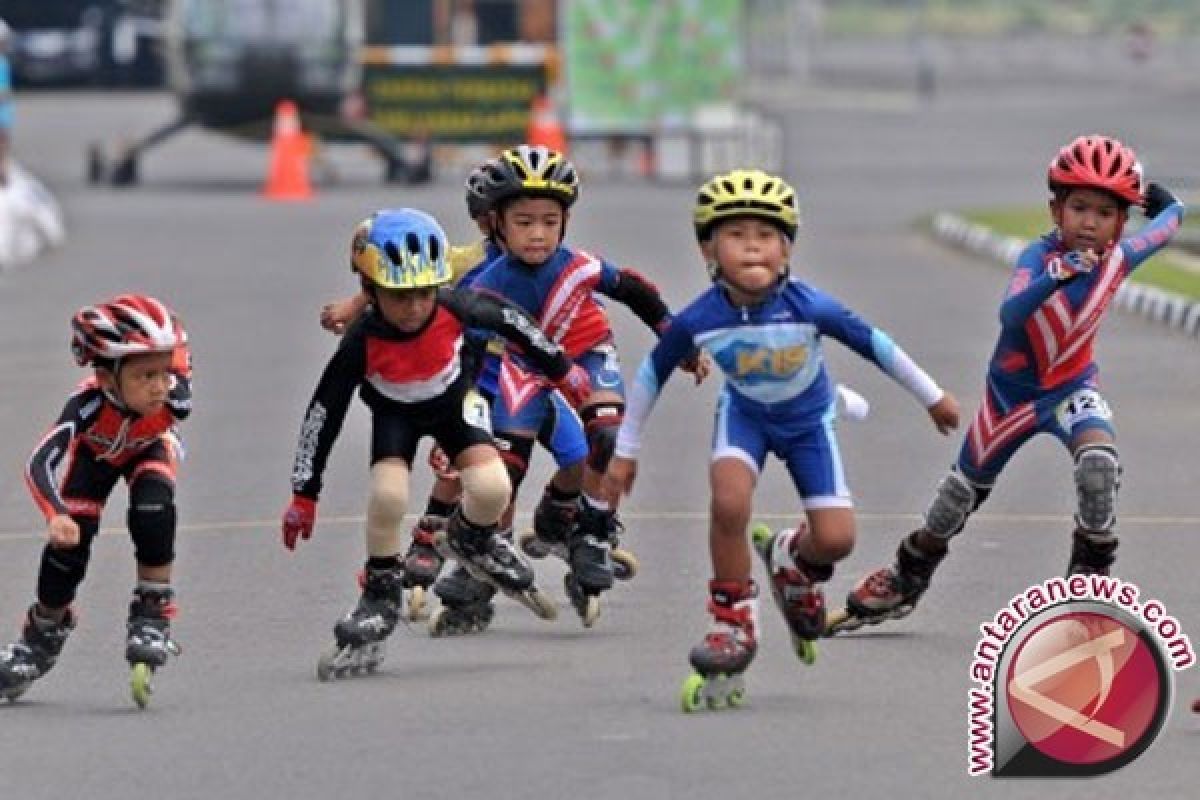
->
[[1047, 135, 1145, 206], [71, 294, 185, 367]]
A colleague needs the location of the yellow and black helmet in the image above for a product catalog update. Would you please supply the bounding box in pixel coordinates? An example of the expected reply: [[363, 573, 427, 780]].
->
[[350, 208, 452, 290], [481, 144, 580, 210], [693, 169, 799, 242]]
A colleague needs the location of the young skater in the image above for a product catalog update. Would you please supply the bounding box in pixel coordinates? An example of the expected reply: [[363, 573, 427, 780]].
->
[[1, 294, 191, 707], [603, 169, 958, 709], [281, 208, 591, 677], [830, 134, 1185, 633]]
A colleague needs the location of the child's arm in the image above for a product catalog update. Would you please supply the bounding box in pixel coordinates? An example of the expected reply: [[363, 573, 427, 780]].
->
[[442, 287, 588, 405], [996, 246, 1069, 328], [283, 326, 366, 549], [320, 291, 370, 335], [24, 389, 98, 547], [1121, 182, 1186, 274], [604, 320, 697, 501], [595, 260, 673, 335], [595, 259, 708, 378], [814, 292, 958, 432]]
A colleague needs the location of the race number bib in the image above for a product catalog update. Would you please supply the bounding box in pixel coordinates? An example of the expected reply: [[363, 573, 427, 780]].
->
[[1055, 389, 1112, 432], [462, 390, 492, 433]]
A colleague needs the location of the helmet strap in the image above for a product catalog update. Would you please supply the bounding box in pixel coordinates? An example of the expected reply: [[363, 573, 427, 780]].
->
[[96, 363, 129, 411]]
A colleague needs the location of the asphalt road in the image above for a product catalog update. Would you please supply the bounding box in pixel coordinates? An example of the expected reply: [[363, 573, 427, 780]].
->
[[0, 84, 1197, 799]]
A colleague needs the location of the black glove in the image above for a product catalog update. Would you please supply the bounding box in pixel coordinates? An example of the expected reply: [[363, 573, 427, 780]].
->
[[1142, 182, 1178, 219]]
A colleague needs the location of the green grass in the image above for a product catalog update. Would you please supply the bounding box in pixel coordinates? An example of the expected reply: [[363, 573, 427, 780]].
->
[[957, 206, 1200, 300]]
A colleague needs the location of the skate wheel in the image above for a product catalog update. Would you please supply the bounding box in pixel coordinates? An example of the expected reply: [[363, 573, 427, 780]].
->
[[2, 686, 28, 703], [130, 662, 153, 709], [428, 606, 451, 638], [680, 673, 707, 713], [406, 586, 428, 622], [518, 529, 542, 559], [824, 607, 855, 637], [727, 684, 747, 708], [750, 523, 773, 553], [581, 595, 600, 628], [611, 548, 639, 581], [316, 644, 344, 681], [525, 588, 559, 621], [795, 638, 818, 666]]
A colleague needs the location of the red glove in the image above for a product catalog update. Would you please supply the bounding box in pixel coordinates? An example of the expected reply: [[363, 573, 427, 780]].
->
[[428, 445, 459, 481], [555, 363, 592, 409], [282, 495, 317, 550]]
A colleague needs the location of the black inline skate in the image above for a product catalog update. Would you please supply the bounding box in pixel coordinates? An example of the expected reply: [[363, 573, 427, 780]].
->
[[402, 515, 448, 620], [126, 585, 182, 708], [317, 564, 405, 681], [0, 605, 76, 702]]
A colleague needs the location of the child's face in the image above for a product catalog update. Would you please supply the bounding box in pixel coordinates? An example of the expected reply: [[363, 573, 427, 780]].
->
[[104, 351, 174, 415], [375, 286, 438, 332], [1051, 187, 1123, 253], [706, 217, 790, 295], [496, 197, 565, 264]]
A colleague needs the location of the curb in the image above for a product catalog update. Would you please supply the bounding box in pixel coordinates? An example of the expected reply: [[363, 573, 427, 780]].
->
[[930, 212, 1200, 339]]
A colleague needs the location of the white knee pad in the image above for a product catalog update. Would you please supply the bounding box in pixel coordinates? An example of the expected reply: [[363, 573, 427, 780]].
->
[[924, 469, 980, 540], [459, 458, 511, 526], [1074, 444, 1120, 533], [366, 460, 410, 557]]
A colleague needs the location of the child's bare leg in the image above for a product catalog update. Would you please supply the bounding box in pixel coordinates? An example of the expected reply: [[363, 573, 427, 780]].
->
[[709, 458, 756, 584]]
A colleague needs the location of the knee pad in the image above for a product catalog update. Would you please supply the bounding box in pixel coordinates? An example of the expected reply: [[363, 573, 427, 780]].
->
[[924, 469, 988, 540], [37, 522, 98, 607], [459, 458, 511, 526], [128, 478, 176, 567], [493, 432, 534, 491], [1074, 444, 1120, 533], [582, 402, 624, 472], [366, 460, 410, 556]]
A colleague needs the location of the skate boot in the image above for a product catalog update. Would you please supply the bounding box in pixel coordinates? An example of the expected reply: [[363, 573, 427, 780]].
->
[[751, 524, 825, 664], [317, 564, 405, 681], [0, 605, 76, 702], [1066, 528, 1117, 577], [402, 515, 448, 621], [563, 502, 616, 628], [435, 511, 556, 620], [519, 487, 577, 563], [605, 513, 639, 582], [126, 585, 182, 708], [681, 581, 758, 713], [428, 565, 498, 637], [826, 532, 945, 635]]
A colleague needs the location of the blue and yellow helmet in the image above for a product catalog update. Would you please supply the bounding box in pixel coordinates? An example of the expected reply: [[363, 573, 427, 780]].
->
[[351, 208, 451, 290]]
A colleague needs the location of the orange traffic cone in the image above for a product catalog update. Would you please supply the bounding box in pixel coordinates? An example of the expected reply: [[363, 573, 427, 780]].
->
[[526, 93, 568, 155], [262, 99, 313, 201]]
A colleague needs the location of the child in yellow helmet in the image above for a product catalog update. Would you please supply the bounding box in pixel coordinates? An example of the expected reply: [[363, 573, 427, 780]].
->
[[604, 169, 959, 710]]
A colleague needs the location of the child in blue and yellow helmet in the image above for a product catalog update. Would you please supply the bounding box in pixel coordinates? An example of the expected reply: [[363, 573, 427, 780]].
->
[[603, 168, 959, 709], [280, 207, 591, 675]]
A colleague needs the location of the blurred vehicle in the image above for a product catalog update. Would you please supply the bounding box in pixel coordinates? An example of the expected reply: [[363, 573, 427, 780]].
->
[[1, 0, 163, 87], [87, 0, 412, 186]]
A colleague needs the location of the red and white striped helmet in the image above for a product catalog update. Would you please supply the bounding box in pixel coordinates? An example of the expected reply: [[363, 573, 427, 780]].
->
[[71, 294, 185, 367]]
